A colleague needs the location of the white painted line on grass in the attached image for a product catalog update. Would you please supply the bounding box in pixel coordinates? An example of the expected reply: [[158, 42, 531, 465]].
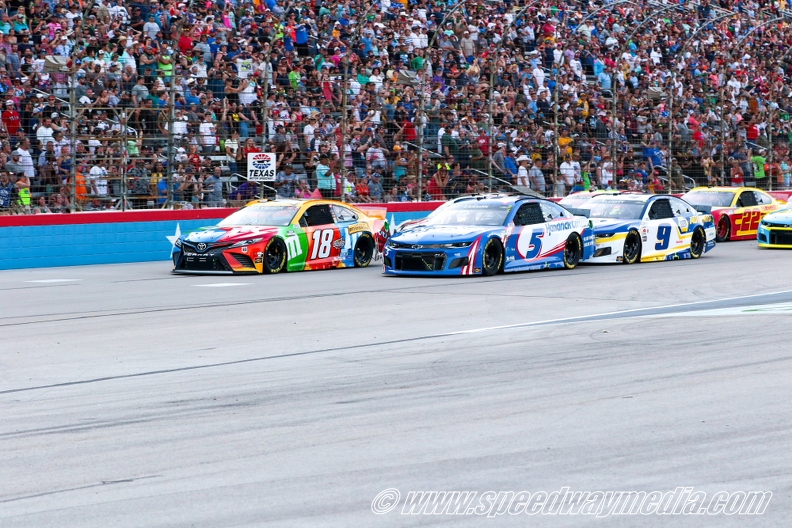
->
[[25, 279, 82, 283], [193, 283, 251, 288]]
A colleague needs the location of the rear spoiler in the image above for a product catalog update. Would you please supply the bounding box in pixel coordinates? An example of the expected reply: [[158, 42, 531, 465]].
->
[[566, 207, 590, 218], [355, 206, 387, 220]]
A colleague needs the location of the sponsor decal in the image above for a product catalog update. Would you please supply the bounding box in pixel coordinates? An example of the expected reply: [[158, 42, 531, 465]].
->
[[254, 258, 262, 264], [546, 219, 589, 233], [196, 242, 208, 252], [348, 222, 368, 234], [616, 256, 623, 262], [332, 239, 345, 249], [678, 218, 689, 231], [241, 247, 248, 253], [247, 152, 277, 181], [474, 268, 481, 273]]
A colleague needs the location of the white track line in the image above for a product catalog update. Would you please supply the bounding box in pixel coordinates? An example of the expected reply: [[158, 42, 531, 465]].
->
[[445, 289, 792, 335]]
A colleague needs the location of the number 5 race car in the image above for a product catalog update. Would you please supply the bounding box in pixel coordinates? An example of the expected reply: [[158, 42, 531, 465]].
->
[[681, 187, 784, 242], [576, 194, 716, 263], [383, 194, 594, 276], [172, 199, 389, 274]]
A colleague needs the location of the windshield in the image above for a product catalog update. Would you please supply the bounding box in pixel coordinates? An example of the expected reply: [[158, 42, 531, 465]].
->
[[218, 205, 298, 227], [425, 202, 511, 226], [682, 191, 734, 207], [587, 200, 646, 220]]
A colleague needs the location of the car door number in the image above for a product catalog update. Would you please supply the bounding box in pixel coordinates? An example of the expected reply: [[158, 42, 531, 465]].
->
[[655, 224, 672, 250], [310, 229, 334, 259], [736, 210, 761, 233]]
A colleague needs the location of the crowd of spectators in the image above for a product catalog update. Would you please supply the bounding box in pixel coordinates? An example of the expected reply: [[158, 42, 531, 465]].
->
[[1, 0, 792, 214]]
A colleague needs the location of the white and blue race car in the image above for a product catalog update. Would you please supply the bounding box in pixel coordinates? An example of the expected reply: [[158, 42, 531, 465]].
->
[[575, 194, 716, 263], [383, 194, 595, 276]]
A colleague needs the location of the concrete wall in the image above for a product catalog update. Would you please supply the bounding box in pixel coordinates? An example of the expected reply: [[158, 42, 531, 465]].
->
[[0, 203, 442, 270]]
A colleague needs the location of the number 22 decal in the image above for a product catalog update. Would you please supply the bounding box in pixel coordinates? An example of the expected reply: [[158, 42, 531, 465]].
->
[[655, 224, 672, 250], [310, 229, 334, 259]]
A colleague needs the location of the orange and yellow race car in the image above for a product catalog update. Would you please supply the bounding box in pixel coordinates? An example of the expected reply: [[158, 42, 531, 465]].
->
[[681, 187, 785, 241]]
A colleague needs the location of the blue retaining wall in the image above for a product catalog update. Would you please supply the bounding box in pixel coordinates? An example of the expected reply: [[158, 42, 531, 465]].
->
[[0, 209, 435, 271]]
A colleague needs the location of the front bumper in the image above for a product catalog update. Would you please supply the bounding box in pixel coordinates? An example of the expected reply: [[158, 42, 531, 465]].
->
[[383, 247, 475, 276], [757, 225, 792, 248], [586, 234, 626, 264], [172, 246, 260, 274]]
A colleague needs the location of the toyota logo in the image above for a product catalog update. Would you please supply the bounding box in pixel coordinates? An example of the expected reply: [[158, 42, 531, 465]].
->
[[196, 243, 207, 252]]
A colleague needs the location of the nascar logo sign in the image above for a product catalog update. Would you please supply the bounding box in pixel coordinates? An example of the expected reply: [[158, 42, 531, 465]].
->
[[247, 152, 277, 181]]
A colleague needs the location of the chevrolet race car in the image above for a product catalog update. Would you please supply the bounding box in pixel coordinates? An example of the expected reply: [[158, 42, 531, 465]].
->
[[172, 199, 389, 274], [758, 203, 792, 248], [577, 194, 716, 263], [681, 187, 784, 242], [383, 194, 594, 276]]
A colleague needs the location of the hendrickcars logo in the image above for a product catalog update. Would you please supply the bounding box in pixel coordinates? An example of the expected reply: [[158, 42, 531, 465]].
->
[[247, 153, 277, 181]]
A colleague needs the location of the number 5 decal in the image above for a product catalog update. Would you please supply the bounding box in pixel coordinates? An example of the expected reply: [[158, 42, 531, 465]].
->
[[525, 229, 544, 259], [655, 224, 672, 250], [310, 229, 334, 259]]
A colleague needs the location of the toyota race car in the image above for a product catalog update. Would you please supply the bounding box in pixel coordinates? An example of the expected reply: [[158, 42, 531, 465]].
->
[[383, 194, 595, 276], [757, 203, 792, 248], [172, 199, 389, 274], [681, 187, 784, 242], [576, 194, 716, 263]]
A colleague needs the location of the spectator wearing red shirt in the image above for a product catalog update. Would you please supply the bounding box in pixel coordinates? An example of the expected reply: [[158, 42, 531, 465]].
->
[[2, 100, 20, 136]]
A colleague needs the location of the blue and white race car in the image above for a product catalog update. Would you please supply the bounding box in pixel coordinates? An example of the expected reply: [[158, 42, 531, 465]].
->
[[383, 194, 595, 276], [577, 194, 716, 263]]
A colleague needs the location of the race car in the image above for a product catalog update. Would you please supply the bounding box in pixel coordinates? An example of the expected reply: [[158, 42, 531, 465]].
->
[[383, 194, 594, 276], [757, 203, 792, 248], [577, 194, 716, 263], [172, 199, 389, 274], [681, 187, 784, 242]]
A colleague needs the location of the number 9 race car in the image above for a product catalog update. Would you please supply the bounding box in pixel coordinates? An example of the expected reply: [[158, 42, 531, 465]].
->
[[575, 194, 716, 263], [384, 194, 594, 276], [171, 199, 389, 274], [681, 187, 784, 242]]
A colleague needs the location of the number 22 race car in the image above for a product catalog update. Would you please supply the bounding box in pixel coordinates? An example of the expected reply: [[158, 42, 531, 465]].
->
[[681, 187, 784, 242], [171, 199, 389, 274]]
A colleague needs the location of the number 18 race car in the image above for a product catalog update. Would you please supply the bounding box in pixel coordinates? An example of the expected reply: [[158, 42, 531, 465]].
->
[[383, 194, 594, 276], [172, 199, 389, 274], [576, 194, 716, 263], [681, 187, 784, 242]]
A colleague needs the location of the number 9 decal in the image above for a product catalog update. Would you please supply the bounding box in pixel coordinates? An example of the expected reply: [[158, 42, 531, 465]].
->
[[655, 224, 672, 250]]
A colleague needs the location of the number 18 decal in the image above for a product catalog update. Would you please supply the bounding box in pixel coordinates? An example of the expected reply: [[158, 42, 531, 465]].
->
[[311, 229, 334, 259]]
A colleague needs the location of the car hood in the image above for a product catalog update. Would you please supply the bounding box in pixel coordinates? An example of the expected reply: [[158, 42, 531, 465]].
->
[[763, 209, 792, 225], [183, 226, 281, 245], [390, 224, 498, 244], [590, 219, 637, 234]]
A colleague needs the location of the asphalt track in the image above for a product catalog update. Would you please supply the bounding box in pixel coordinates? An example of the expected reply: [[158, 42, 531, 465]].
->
[[1, 240, 791, 527]]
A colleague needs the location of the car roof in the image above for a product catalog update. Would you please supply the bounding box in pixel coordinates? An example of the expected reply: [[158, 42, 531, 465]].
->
[[584, 193, 656, 204], [450, 193, 552, 206], [687, 186, 759, 193]]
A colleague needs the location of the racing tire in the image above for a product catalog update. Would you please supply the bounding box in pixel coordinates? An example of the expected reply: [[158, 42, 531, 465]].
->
[[563, 234, 583, 269], [481, 238, 503, 276], [622, 230, 642, 264], [353, 233, 375, 267], [263, 237, 287, 274], [716, 217, 731, 242], [690, 226, 706, 259]]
